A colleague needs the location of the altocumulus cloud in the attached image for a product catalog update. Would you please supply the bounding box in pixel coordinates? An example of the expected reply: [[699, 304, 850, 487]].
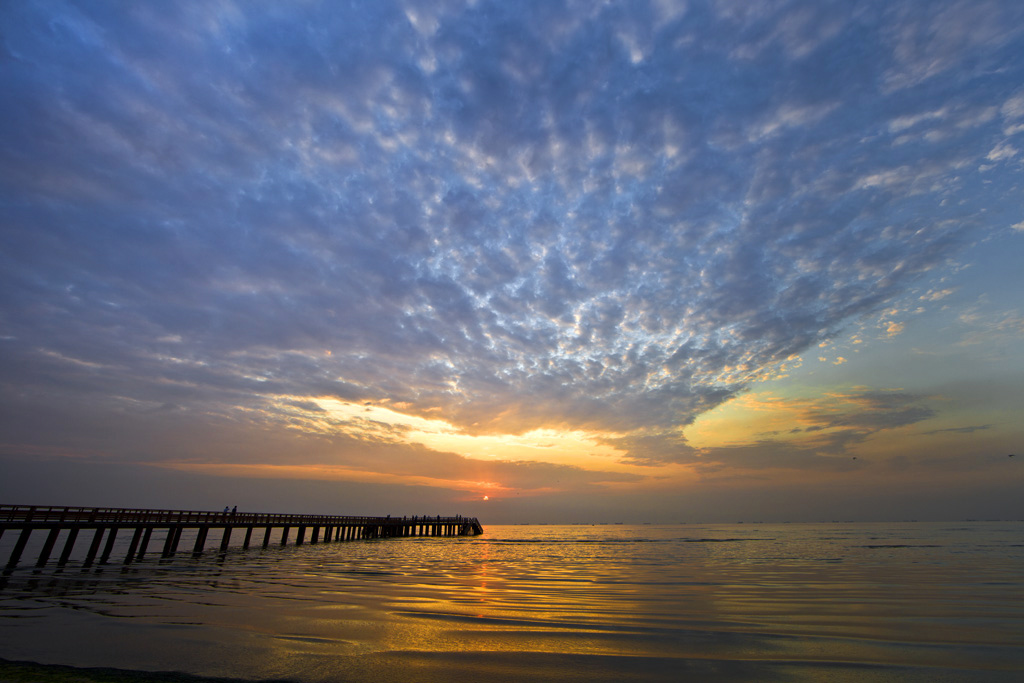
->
[[2, 0, 1023, 466]]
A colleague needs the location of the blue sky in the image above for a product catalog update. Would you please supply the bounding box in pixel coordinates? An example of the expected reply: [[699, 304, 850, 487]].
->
[[1, 0, 1022, 521]]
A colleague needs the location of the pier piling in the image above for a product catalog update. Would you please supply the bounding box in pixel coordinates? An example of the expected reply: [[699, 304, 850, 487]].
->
[[58, 527, 79, 566], [136, 527, 153, 560], [0, 505, 483, 570]]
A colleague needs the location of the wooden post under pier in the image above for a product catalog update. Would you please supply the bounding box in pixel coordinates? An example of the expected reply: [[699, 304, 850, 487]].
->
[[58, 527, 79, 566], [123, 527, 143, 565], [135, 527, 154, 561], [192, 527, 209, 555], [83, 528, 104, 567], [219, 527, 232, 552], [99, 528, 118, 564], [0, 505, 483, 570]]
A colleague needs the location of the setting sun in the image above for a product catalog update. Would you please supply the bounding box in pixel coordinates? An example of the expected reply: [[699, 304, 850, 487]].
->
[[3, 1, 1024, 681]]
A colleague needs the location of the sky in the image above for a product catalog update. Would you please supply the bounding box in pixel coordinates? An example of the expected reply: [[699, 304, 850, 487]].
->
[[1, 0, 1022, 523]]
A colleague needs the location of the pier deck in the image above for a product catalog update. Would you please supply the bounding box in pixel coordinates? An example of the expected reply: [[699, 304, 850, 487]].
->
[[0, 505, 483, 569]]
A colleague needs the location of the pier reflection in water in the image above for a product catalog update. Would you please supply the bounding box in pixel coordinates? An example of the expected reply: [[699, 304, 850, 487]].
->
[[1, 523, 1022, 682]]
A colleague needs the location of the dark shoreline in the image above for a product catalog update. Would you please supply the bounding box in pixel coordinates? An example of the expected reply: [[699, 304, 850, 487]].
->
[[0, 659, 294, 683]]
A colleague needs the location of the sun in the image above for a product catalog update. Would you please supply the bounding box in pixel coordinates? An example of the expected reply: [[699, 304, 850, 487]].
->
[[483, 495, 489, 501]]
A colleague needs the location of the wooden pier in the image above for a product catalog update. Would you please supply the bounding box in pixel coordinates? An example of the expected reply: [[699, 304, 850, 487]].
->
[[0, 505, 483, 570]]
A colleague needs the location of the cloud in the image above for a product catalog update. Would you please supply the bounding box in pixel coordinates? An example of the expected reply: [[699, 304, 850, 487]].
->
[[0, 0, 1021, 470], [885, 321, 906, 337], [691, 388, 939, 473], [955, 308, 1024, 347], [922, 424, 993, 435], [921, 289, 955, 301], [600, 431, 697, 466], [881, 0, 1024, 92], [987, 141, 1019, 162]]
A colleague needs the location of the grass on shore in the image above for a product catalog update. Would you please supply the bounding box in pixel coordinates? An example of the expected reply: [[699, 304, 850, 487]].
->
[[0, 660, 294, 683]]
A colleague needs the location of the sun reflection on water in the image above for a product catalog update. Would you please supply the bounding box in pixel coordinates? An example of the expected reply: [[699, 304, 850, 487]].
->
[[0, 523, 1022, 681]]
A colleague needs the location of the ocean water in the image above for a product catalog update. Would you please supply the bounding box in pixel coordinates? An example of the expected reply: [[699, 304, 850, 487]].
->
[[0, 522, 1022, 682]]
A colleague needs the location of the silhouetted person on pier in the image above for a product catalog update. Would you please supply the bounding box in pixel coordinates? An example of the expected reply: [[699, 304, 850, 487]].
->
[[231, 506, 237, 515], [223, 506, 229, 514]]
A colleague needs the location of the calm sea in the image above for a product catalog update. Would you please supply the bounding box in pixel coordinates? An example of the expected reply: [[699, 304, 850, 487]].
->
[[0, 522, 1022, 682]]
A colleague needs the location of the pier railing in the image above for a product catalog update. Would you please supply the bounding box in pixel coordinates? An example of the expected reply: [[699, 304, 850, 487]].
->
[[0, 505, 475, 527], [0, 505, 483, 570]]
